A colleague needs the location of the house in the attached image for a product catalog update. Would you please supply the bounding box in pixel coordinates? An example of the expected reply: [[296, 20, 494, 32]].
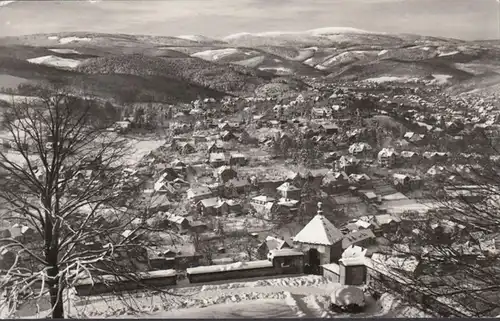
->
[[257, 235, 292, 260], [176, 142, 195, 155], [197, 197, 229, 216], [378, 148, 398, 168], [153, 179, 176, 196], [318, 123, 340, 135], [403, 132, 426, 144], [218, 121, 233, 131], [360, 190, 380, 204], [348, 142, 372, 157], [165, 213, 191, 232], [276, 198, 300, 215], [192, 133, 207, 143], [186, 186, 213, 202], [224, 178, 251, 197], [342, 229, 376, 250], [343, 219, 375, 233], [207, 141, 225, 154], [336, 156, 360, 174], [276, 182, 301, 200], [189, 221, 209, 234], [308, 168, 330, 187], [423, 152, 449, 163], [6, 224, 37, 243], [399, 151, 420, 165], [322, 171, 350, 193], [393, 173, 422, 191], [220, 130, 236, 141], [286, 172, 306, 187], [148, 193, 172, 213], [349, 173, 372, 188], [324, 151, 340, 163], [214, 166, 238, 183], [251, 195, 275, 206], [311, 107, 332, 118], [209, 153, 228, 168], [170, 159, 187, 173], [112, 120, 132, 133], [251, 195, 277, 217], [426, 165, 447, 177], [225, 199, 243, 215], [229, 152, 248, 166], [293, 202, 344, 273], [358, 214, 401, 235]]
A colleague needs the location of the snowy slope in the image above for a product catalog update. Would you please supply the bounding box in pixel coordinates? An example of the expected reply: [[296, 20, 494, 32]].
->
[[191, 48, 240, 61], [27, 55, 82, 69]]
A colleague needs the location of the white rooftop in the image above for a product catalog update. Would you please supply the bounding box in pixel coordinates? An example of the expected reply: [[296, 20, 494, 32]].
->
[[268, 248, 304, 259], [293, 203, 343, 246]]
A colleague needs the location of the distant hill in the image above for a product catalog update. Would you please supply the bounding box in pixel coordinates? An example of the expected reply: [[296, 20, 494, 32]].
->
[[1, 28, 500, 102]]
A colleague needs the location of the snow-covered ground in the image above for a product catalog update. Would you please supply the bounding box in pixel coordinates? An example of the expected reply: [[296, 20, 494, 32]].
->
[[27, 55, 82, 69], [258, 67, 294, 75], [430, 74, 453, 85], [223, 27, 375, 41], [175, 35, 216, 42], [124, 139, 166, 165], [317, 51, 378, 69], [191, 48, 240, 61], [0, 93, 42, 104], [233, 55, 265, 68], [363, 76, 418, 83], [48, 48, 81, 54], [20, 275, 428, 319], [59, 37, 92, 45], [378, 49, 388, 56], [438, 50, 459, 57]]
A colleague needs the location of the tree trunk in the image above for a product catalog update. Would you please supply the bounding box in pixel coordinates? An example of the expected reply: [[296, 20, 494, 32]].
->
[[49, 278, 64, 319], [47, 265, 64, 319]]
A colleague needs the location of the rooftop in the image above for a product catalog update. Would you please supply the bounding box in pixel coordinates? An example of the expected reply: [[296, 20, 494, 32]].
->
[[293, 202, 344, 246]]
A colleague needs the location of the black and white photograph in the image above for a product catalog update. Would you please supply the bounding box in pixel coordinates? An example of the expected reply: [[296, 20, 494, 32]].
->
[[1, 0, 500, 318]]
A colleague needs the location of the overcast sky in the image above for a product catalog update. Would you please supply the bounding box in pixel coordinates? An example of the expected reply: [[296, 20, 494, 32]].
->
[[0, 0, 497, 40]]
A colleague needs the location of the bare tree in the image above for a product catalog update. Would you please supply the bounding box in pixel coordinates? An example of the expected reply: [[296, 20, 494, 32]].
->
[[0, 91, 155, 318], [373, 129, 500, 317]]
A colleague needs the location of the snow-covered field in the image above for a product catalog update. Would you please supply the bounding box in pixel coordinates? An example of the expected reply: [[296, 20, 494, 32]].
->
[[0, 93, 42, 104], [430, 74, 453, 85], [59, 37, 92, 45], [223, 27, 375, 41], [125, 139, 165, 165], [48, 48, 81, 54], [438, 50, 459, 57], [317, 51, 378, 69], [191, 48, 240, 61], [363, 76, 419, 83], [175, 35, 215, 42], [258, 67, 294, 75], [27, 55, 82, 69], [233, 55, 265, 68]]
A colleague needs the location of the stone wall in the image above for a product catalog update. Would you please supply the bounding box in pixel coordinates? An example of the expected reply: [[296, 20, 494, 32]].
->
[[75, 274, 177, 296], [187, 266, 278, 283]]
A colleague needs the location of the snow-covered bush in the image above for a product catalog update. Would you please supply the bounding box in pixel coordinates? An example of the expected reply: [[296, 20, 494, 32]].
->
[[330, 286, 366, 313]]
